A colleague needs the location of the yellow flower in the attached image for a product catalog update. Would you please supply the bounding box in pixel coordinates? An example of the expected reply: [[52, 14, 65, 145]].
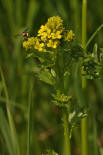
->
[[38, 25, 47, 34], [53, 40, 60, 48], [51, 30, 62, 39], [45, 16, 64, 41], [64, 30, 75, 42], [46, 16, 63, 30], [47, 40, 53, 47], [22, 37, 36, 50], [37, 25, 51, 41], [22, 37, 45, 52], [47, 40, 60, 48], [35, 40, 45, 52]]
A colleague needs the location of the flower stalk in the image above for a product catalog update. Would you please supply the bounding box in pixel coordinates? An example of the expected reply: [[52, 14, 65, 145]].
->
[[62, 111, 71, 155], [60, 51, 71, 155]]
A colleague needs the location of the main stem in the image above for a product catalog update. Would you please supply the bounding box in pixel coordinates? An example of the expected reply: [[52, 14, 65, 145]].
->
[[81, 0, 88, 155], [63, 111, 71, 155], [58, 51, 71, 155]]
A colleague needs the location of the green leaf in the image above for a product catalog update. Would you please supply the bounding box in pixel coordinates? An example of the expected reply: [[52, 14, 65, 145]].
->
[[37, 69, 55, 85], [82, 54, 101, 79], [92, 43, 98, 61], [68, 109, 87, 127], [27, 51, 56, 68]]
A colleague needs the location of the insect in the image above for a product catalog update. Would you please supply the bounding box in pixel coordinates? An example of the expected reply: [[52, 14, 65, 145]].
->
[[14, 29, 29, 40]]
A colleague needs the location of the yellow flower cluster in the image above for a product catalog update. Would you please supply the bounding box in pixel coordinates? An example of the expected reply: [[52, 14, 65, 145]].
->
[[47, 40, 60, 48], [23, 16, 75, 52], [37, 16, 64, 49], [23, 37, 36, 50], [23, 37, 45, 52], [64, 30, 75, 42]]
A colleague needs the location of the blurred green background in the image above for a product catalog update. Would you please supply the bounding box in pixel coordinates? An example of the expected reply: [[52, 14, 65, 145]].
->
[[0, 0, 103, 154]]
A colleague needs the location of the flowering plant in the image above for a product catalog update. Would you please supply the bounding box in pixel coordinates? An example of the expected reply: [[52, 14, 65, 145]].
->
[[22, 16, 103, 155]]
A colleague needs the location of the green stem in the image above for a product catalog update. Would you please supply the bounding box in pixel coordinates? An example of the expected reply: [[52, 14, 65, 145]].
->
[[57, 51, 71, 155], [81, 116, 88, 155], [63, 111, 71, 155], [82, 0, 87, 49], [81, 0, 88, 155], [81, 0, 87, 89]]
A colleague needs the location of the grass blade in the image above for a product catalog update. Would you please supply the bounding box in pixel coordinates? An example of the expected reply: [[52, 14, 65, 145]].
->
[[0, 107, 15, 155], [0, 67, 20, 155], [85, 24, 103, 49]]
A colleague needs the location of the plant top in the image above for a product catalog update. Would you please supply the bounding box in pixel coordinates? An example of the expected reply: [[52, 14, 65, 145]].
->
[[23, 16, 75, 52]]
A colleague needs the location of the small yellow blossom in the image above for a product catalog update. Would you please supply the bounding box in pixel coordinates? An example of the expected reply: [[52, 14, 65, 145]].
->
[[38, 25, 46, 34], [51, 30, 62, 39], [47, 40, 60, 48], [22, 37, 36, 50], [37, 25, 51, 41], [53, 40, 60, 48], [35, 41, 45, 52], [64, 30, 75, 42]]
